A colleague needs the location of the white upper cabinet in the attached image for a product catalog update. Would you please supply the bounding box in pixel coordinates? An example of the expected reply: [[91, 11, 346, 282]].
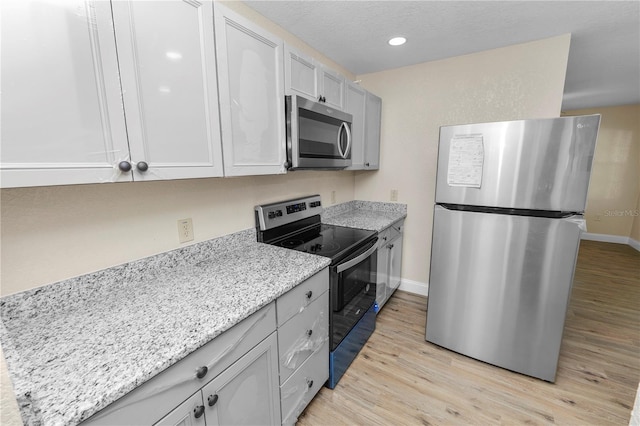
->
[[111, 0, 224, 180], [284, 45, 320, 101], [345, 82, 367, 170], [364, 91, 382, 169], [319, 67, 345, 110], [284, 44, 345, 110], [1, 0, 130, 188], [214, 4, 287, 176], [345, 83, 381, 170]]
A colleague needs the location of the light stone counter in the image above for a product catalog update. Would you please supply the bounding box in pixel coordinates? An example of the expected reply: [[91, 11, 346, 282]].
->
[[0, 229, 330, 425], [322, 200, 407, 232]]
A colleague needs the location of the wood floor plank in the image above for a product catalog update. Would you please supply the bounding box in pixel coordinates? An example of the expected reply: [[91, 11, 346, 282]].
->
[[297, 240, 640, 425]]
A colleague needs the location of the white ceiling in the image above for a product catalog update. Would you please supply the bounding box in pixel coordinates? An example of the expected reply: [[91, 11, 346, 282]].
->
[[244, 0, 640, 111]]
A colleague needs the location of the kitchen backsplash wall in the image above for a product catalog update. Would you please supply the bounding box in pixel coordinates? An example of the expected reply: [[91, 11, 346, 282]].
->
[[0, 172, 355, 297], [353, 34, 571, 288]]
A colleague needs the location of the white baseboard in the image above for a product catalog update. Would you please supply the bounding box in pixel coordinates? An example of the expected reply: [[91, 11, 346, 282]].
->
[[398, 278, 429, 297], [581, 232, 640, 252]]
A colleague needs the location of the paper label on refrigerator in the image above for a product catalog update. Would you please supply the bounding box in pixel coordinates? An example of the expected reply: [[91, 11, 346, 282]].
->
[[447, 134, 484, 188]]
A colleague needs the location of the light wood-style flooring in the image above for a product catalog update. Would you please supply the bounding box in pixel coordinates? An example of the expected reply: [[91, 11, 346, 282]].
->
[[298, 240, 640, 425]]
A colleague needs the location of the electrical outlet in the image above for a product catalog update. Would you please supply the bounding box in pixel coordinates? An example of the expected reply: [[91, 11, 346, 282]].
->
[[390, 189, 398, 202], [178, 218, 194, 243], [331, 190, 336, 204]]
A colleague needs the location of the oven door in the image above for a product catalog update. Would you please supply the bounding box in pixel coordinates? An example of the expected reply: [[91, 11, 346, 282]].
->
[[330, 238, 377, 350]]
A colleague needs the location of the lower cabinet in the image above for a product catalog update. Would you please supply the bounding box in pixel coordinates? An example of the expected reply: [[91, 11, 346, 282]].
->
[[157, 333, 280, 426], [82, 268, 330, 426], [276, 269, 330, 425], [376, 220, 405, 311]]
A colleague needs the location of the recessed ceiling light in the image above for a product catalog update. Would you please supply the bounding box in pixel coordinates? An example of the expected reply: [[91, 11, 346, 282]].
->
[[388, 37, 406, 46]]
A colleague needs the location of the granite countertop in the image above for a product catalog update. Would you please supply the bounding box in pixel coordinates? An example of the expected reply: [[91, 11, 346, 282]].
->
[[0, 229, 330, 426], [322, 200, 407, 232]]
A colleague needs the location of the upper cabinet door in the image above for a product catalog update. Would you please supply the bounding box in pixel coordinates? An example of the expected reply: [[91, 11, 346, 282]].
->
[[284, 45, 320, 101], [214, 4, 287, 177], [1, 0, 130, 188], [318, 67, 345, 110], [345, 82, 366, 170], [112, 0, 224, 181], [364, 91, 382, 170]]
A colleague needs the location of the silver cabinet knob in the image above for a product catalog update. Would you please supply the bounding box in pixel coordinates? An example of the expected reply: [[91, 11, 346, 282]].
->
[[136, 161, 149, 172], [118, 161, 132, 172]]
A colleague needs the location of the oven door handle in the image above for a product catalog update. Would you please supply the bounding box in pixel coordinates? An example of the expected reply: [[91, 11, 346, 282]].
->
[[336, 240, 378, 273]]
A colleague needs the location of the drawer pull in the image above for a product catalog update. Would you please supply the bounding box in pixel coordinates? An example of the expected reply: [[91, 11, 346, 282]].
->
[[194, 405, 205, 418], [306, 290, 313, 299], [306, 329, 313, 337], [196, 366, 208, 379], [208, 394, 219, 407], [307, 379, 314, 389]]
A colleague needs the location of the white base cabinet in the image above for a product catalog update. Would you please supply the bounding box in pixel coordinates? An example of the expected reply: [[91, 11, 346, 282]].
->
[[82, 269, 329, 426], [376, 220, 404, 311]]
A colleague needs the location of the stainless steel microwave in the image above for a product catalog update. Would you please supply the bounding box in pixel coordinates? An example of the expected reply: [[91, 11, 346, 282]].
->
[[286, 95, 352, 170]]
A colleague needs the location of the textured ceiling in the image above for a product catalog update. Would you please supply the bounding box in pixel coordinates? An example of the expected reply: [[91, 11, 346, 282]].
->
[[245, 1, 640, 110]]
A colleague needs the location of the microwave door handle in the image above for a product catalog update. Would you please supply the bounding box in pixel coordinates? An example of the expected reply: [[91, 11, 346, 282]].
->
[[336, 122, 352, 159], [337, 123, 346, 158], [336, 242, 377, 273], [343, 122, 352, 158]]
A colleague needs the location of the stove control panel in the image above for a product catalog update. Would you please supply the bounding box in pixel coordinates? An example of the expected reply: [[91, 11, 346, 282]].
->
[[255, 195, 323, 231]]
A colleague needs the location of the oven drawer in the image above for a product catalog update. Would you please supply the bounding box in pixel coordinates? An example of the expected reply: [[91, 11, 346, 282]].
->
[[278, 290, 329, 383], [277, 268, 329, 327], [280, 340, 329, 426]]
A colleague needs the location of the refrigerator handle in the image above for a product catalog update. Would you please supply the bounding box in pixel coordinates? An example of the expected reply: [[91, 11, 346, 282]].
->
[[562, 214, 587, 232]]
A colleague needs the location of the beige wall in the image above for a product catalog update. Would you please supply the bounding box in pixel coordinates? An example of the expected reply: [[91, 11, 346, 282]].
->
[[354, 34, 571, 286], [563, 105, 640, 239], [0, 172, 355, 296]]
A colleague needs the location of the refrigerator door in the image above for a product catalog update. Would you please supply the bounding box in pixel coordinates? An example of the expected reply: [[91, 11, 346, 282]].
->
[[425, 205, 583, 381], [436, 115, 600, 212]]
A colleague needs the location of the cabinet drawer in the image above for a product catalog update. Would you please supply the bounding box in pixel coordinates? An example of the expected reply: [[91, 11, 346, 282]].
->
[[82, 303, 276, 425], [388, 220, 404, 240], [280, 340, 329, 426], [277, 268, 328, 327], [278, 290, 329, 383]]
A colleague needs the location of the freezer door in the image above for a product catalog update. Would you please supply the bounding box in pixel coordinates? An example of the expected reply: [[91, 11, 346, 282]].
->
[[436, 115, 600, 212], [425, 205, 583, 382]]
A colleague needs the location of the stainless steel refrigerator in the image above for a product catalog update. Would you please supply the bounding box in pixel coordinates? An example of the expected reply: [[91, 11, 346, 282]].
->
[[425, 114, 600, 382]]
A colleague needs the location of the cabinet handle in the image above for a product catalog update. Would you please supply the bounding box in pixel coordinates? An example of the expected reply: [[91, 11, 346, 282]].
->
[[306, 329, 313, 337], [283, 160, 291, 169], [388, 244, 394, 249], [194, 405, 205, 418], [365, 162, 370, 167], [118, 161, 132, 172], [196, 366, 208, 379], [382, 237, 387, 241], [306, 290, 313, 299], [207, 394, 219, 407], [307, 379, 314, 389], [136, 161, 149, 172]]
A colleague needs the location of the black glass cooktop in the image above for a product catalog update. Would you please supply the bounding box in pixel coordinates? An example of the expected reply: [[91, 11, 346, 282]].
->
[[270, 222, 376, 262]]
